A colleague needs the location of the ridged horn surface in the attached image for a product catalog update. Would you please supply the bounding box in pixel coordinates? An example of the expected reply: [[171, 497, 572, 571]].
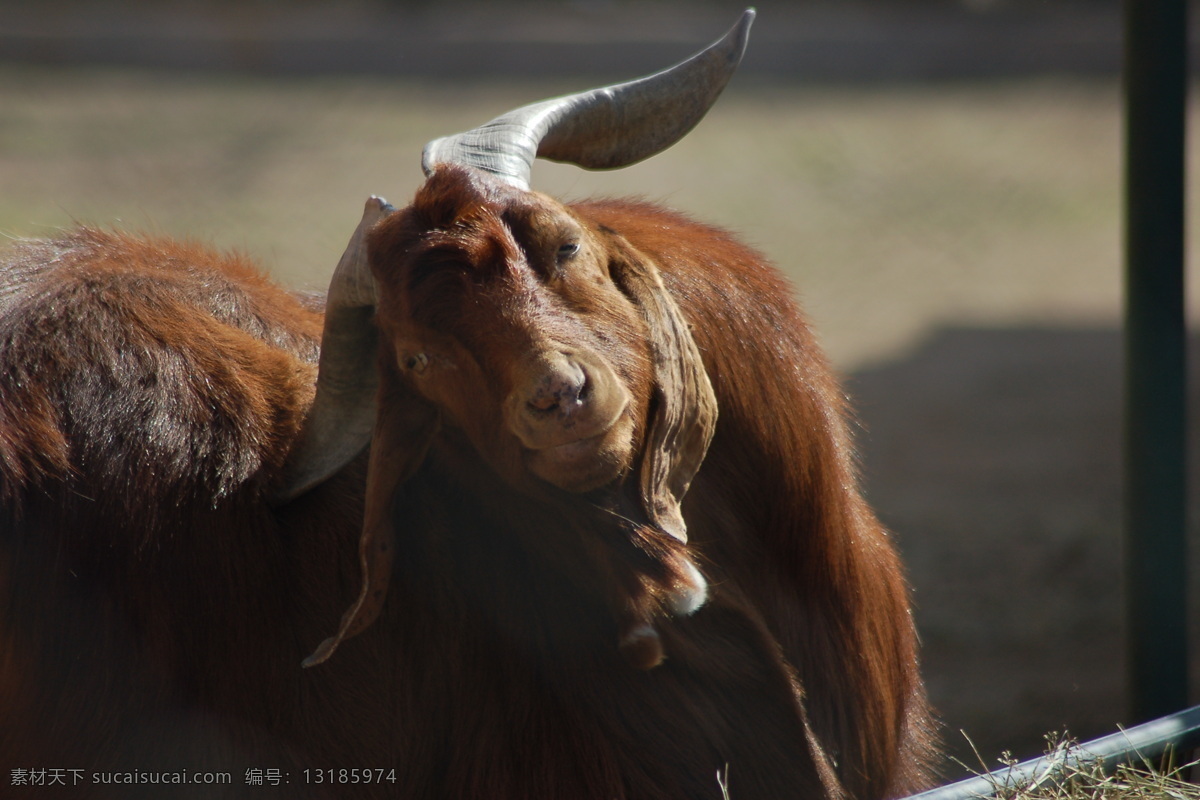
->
[[421, 8, 755, 189]]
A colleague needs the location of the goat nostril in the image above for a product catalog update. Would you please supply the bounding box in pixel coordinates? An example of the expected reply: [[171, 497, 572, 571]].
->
[[524, 366, 588, 418], [527, 393, 561, 415]]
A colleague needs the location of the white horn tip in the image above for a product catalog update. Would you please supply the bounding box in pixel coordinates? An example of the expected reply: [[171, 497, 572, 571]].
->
[[364, 195, 394, 221]]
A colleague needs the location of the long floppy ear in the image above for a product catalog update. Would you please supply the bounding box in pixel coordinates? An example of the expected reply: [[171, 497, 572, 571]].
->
[[303, 354, 438, 667], [608, 239, 717, 544]]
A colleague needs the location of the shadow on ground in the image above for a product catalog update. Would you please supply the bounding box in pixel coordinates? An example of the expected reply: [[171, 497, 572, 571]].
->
[[849, 325, 1200, 775]]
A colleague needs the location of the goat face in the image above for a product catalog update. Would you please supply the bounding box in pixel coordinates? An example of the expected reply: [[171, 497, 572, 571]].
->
[[369, 165, 651, 495], [293, 166, 717, 671]]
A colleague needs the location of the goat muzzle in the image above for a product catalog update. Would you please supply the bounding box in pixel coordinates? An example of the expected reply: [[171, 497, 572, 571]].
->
[[505, 351, 632, 490]]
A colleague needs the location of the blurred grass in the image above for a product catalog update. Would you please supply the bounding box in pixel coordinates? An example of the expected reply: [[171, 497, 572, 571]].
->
[[0, 66, 1144, 371]]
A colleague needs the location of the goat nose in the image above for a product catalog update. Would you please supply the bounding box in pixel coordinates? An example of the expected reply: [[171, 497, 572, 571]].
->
[[506, 352, 628, 453], [525, 361, 588, 417]]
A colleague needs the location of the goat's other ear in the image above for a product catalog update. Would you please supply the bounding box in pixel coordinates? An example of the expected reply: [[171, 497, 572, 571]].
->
[[608, 240, 717, 544], [302, 352, 438, 667]]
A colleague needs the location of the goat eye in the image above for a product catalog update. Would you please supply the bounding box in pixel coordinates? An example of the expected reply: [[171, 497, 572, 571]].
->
[[556, 241, 580, 263], [404, 352, 429, 373]]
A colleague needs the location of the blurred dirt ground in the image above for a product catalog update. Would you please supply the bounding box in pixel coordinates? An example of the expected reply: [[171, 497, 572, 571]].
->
[[2, 2, 1200, 781], [0, 0, 1129, 80]]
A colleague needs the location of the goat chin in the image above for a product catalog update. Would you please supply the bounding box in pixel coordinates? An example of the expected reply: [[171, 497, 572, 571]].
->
[[522, 412, 637, 493]]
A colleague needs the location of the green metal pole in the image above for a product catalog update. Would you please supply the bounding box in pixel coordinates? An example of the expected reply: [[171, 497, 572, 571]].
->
[[1123, 0, 1189, 722]]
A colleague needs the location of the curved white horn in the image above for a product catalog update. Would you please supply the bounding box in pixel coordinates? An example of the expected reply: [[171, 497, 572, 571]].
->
[[422, 9, 755, 190]]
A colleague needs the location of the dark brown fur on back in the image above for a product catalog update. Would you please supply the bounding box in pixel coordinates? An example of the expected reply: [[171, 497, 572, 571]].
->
[[0, 229, 369, 797]]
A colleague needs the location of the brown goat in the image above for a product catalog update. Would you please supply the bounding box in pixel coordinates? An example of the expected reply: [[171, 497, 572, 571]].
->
[[0, 11, 936, 800]]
